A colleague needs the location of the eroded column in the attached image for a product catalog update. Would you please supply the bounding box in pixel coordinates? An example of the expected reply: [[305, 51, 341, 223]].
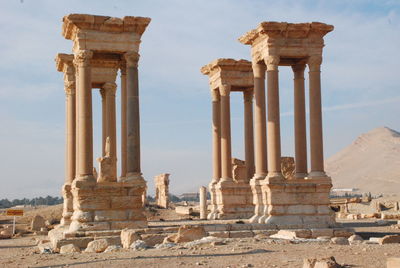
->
[[243, 90, 255, 180], [124, 51, 143, 182], [308, 55, 325, 177], [120, 63, 127, 179], [292, 64, 308, 178], [265, 55, 283, 178], [74, 50, 94, 181], [219, 84, 232, 181]]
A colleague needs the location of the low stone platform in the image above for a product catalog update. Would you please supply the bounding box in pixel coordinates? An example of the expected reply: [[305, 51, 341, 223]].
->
[[49, 218, 354, 251]]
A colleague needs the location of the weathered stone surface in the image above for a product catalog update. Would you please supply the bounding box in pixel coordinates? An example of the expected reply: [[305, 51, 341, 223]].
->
[[121, 229, 141, 249], [311, 229, 333, 238], [379, 235, 400, 245], [229, 230, 254, 238], [175, 206, 194, 215], [141, 234, 167, 247], [333, 229, 354, 238], [104, 245, 122, 252], [303, 256, 342, 268], [130, 240, 147, 250], [174, 225, 207, 243], [154, 173, 170, 208], [348, 234, 363, 244], [270, 229, 312, 239], [281, 157, 295, 180], [60, 244, 81, 254], [85, 239, 109, 253], [31, 215, 46, 231]]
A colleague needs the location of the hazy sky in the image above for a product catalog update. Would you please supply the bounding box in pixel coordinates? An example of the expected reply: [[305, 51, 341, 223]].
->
[[0, 0, 399, 199]]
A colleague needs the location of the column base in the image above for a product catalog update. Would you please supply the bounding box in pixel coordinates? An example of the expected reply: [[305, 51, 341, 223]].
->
[[260, 176, 335, 228], [215, 179, 254, 219], [207, 180, 219, 220], [307, 171, 328, 179], [248, 175, 266, 223], [60, 183, 73, 227], [121, 172, 146, 185]]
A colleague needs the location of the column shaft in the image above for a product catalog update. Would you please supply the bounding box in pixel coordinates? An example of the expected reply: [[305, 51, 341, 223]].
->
[[65, 82, 76, 183], [293, 64, 308, 177], [75, 50, 94, 178], [120, 66, 127, 178], [244, 90, 255, 180], [220, 84, 232, 180], [266, 56, 282, 176], [308, 56, 325, 175], [125, 52, 141, 177], [103, 83, 117, 179], [252, 63, 267, 177], [211, 90, 221, 181], [101, 89, 107, 156], [75, 71, 79, 177]]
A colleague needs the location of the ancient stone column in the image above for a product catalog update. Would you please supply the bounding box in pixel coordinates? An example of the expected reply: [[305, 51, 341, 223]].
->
[[308, 55, 326, 177], [199, 186, 207, 220], [219, 84, 233, 181], [65, 81, 76, 184], [243, 90, 255, 180], [292, 64, 308, 178], [124, 51, 143, 182], [120, 63, 127, 179], [100, 88, 107, 156], [75, 69, 79, 177], [103, 82, 117, 179], [209, 89, 221, 219], [74, 50, 95, 180], [252, 63, 267, 177], [249, 62, 267, 223], [265, 56, 283, 178]]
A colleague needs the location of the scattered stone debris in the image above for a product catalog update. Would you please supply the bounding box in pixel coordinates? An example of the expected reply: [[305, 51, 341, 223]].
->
[[303, 256, 343, 268], [155, 242, 176, 249], [121, 229, 141, 249], [330, 237, 349, 245], [84, 239, 109, 253], [130, 240, 148, 251], [60, 244, 81, 254], [348, 235, 363, 244], [31, 215, 46, 231], [104, 245, 122, 253], [165, 225, 207, 243], [379, 235, 400, 245]]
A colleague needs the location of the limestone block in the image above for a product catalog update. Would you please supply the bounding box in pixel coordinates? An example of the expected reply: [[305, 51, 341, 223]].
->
[[311, 229, 333, 238], [267, 205, 287, 215], [379, 235, 400, 245], [31, 215, 46, 231], [287, 205, 317, 215], [330, 237, 349, 245], [111, 220, 147, 230], [348, 234, 363, 244], [54, 237, 94, 251], [387, 258, 400, 268], [175, 206, 194, 215], [229, 230, 254, 238], [60, 244, 81, 254], [73, 196, 111, 210], [94, 210, 127, 221], [284, 184, 316, 193], [230, 224, 252, 231], [85, 239, 109, 253], [111, 196, 142, 209], [303, 256, 341, 268], [270, 229, 311, 239], [71, 210, 94, 222], [267, 192, 330, 205], [208, 231, 230, 238], [141, 234, 167, 246], [127, 210, 147, 221], [174, 225, 207, 243], [69, 221, 110, 232], [265, 215, 304, 229], [121, 229, 141, 248], [317, 205, 333, 215], [333, 229, 354, 238], [102, 236, 121, 246]]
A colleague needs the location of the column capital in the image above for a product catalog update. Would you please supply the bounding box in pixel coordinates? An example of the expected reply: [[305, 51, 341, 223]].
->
[[73, 50, 93, 67], [101, 82, 117, 96], [308, 55, 322, 71], [64, 81, 76, 95], [211, 89, 220, 102], [292, 64, 306, 79], [252, 62, 266, 78], [219, 84, 231, 97], [124, 51, 140, 68], [119, 60, 127, 75], [243, 89, 253, 103], [265, 55, 280, 71]]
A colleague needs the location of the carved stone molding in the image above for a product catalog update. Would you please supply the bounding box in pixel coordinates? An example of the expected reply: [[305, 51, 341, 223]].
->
[[74, 50, 93, 67], [102, 82, 117, 96], [219, 84, 231, 97], [243, 90, 254, 103], [64, 81, 76, 95], [265, 55, 280, 71], [124, 51, 140, 68], [308, 55, 322, 72]]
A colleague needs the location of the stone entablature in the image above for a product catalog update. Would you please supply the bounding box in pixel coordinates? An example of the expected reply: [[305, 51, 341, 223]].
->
[[62, 14, 150, 53], [238, 22, 333, 65]]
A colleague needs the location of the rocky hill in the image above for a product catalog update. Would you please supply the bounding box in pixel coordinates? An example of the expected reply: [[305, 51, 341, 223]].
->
[[326, 127, 400, 194]]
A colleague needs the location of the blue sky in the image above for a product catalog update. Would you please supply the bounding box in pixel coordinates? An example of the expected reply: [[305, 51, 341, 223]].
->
[[0, 0, 399, 199]]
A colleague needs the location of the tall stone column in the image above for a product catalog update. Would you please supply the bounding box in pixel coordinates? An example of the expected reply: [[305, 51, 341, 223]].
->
[[199, 186, 207, 220], [292, 64, 308, 178], [249, 62, 267, 223], [120, 63, 127, 179], [208, 89, 221, 219], [100, 88, 107, 156], [243, 90, 255, 181], [124, 51, 143, 182], [74, 50, 95, 181], [265, 55, 283, 178], [219, 84, 232, 181], [308, 55, 326, 177], [103, 82, 118, 179], [75, 70, 79, 177], [65, 81, 76, 184]]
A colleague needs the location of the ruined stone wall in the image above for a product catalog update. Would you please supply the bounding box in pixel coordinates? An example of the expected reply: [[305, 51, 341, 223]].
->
[[154, 174, 170, 208]]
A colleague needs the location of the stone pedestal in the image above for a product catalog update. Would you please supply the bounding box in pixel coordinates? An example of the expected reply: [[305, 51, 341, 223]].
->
[[68, 179, 147, 233], [262, 176, 336, 228], [60, 184, 73, 226]]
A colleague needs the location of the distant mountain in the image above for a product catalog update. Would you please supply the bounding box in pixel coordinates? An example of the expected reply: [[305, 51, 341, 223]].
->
[[326, 127, 400, 194]]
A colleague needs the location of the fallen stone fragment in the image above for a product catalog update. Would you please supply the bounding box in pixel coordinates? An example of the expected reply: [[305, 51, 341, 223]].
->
[[141, 234, 167, 247], [155, 242, 176, 249], [330, 237, 349, 245], [31, 215, 46, 231], [130, 240, 148, 251], [184, 236, 222, 247], [85, 239, 109, 253], [303, 256, 342, 268], [270, 229, 311, 240], [60, 244, 81, 254], [174, 225, 207, 243], [104, 245, 122, 252], [379, 235, 400, 245], [376, 220, 389, 226], [348, 234, 363, 244], [121, 229, 141, 249]]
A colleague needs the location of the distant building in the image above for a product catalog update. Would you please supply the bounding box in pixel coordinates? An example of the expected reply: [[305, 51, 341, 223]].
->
[[179, 193, 199, 200]]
